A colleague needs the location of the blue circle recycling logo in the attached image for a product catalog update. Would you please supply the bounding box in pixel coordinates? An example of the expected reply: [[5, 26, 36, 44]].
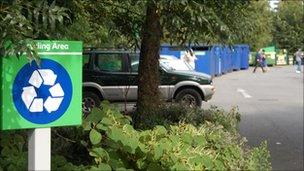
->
[[13, 59, 73, 124]]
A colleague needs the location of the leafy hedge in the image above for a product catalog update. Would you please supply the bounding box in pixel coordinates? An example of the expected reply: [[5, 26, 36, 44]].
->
[[0, 102, 271, 171], [0, 131, 27, 171], [133, 104, 241, 133]]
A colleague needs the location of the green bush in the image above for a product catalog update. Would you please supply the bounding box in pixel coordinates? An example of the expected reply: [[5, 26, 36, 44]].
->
[[0, 102, 271, 171], [131, 103, 189, 129], [134, 103, 241, 133], [56, 102, 270, 170], [0, 131, 27, 171]]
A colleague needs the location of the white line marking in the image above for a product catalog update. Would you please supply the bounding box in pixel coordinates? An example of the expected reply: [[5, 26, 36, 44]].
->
[[237, 88, 252, 98]]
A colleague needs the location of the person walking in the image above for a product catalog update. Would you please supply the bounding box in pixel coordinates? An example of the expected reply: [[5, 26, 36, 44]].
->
[[253, 49, 266, 73], [182, 49, 197, 70], [294, 48, 303, 73], [263, 52, 269, 71]]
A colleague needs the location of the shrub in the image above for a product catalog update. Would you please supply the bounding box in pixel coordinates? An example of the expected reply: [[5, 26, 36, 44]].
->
[[131, 103, 189, 129], [0, 102, 271, 171], [0, 131, 27, 171], [134, 103, 241, 133], [55, 102, 270, 170]]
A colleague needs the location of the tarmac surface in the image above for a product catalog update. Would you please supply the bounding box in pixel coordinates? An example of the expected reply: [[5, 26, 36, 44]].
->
[[206, 65, 303, 170]]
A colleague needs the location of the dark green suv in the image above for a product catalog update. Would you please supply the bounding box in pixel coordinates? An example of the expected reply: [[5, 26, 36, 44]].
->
[[82, 50, 215, 113]]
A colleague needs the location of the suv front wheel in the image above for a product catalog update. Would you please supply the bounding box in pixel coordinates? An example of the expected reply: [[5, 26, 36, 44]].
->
[[82, 91, 101, 116], [175, 88, 202, 108]]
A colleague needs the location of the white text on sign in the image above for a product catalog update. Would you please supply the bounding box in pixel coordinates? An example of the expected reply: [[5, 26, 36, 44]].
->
[[29, 42, 70, 51]]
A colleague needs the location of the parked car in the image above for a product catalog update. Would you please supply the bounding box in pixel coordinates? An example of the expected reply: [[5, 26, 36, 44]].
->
[[82, 50, 215, 113]]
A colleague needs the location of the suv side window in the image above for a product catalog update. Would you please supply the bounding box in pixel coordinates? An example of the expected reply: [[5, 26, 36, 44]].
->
[[95, 53, 124, 72], [129, 53, 140, 72]]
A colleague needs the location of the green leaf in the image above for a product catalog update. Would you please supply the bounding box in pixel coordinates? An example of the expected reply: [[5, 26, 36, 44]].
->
[[171, 163, 189, 170], [80, 140, 88, 147], [189, 156, 204, 166], [101, 117, 113, 126], [82, 120, 91, 131], [86, 107, 104, 123], [122, 137, 139, 154], [154, 126, 167, 136], [96, 123, 108, 131], [97, 163, 111, 171], [214, 160, 225, 170], [147, 162, 163, 171], [169, 135, 179, 144], [193, 135, 207, 147], [154, 145, 163, 160], [116, 167, 130, 171], [90, 129, 102, 145], [52, 155, 67, 167], [89, 148, 109, 162], [202, 155, 213, 170], [107, 150, 126, 170], [1, 146, 11, 157], [89, 163, 111, 171], [108, 127, 124, 142], [181, 133, 193, 144], [139, 130, 152, 142], [138, 143, 149, 154], [169, 154, 179, 163], [123, 124, 135, 132], [136, 158, 148, 170]]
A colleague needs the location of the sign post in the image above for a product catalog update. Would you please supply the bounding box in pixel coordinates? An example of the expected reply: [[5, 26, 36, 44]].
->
[[28, 128, 51, 171], [0, 40, 82, 170]]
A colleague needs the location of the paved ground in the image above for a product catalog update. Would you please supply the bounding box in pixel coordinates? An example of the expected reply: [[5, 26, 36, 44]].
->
[[206, 65, 303, 171]]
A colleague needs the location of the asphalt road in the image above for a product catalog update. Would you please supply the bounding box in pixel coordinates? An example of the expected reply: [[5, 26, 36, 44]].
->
[[205, 65, 303, 170]]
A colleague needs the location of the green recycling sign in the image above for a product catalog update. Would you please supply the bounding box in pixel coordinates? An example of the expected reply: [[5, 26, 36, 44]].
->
[[1, 40, 82, 130]]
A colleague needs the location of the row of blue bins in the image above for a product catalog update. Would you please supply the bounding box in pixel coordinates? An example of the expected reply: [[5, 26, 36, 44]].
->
[[160, 44, 250, 77]]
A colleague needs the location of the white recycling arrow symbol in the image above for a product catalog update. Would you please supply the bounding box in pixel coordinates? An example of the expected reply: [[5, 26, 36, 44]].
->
[[21, 69, 65, 113]]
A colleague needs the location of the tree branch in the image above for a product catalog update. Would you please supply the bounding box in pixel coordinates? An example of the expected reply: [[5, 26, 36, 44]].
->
[[98, 0, 144, 17]]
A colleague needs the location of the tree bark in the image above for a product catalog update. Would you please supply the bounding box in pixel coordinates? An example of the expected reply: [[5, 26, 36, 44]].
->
[[134, 1, 161, 124]]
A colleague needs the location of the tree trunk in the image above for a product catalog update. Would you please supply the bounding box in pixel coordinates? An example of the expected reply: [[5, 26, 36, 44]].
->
[[134, 1, 161, 125]]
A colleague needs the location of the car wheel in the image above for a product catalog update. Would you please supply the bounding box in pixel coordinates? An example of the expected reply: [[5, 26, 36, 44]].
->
[[175, 88, 202, 108], [82, 91, 101, 117]]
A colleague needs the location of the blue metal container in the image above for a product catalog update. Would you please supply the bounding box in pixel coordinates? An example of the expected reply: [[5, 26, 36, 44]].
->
[[232, 45, 242, 70], [221, 46, 228, 74], [222, 46, 229, 73], [240, 44, 250, 69], [226, 46, 233, 72], [160, 44, 249, 76], [211, 46, 222, 76], [160, 45, 181, 58], [196, 51, 214, 76], [191, 46, 215, 76]]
